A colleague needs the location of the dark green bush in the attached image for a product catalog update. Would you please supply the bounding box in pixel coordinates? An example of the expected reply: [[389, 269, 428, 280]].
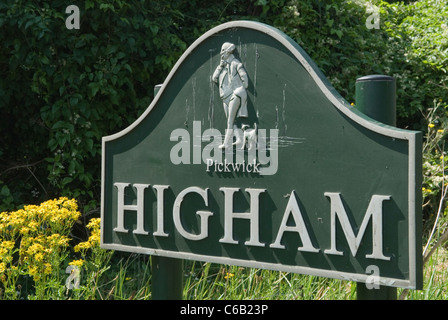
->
[[0, 0, 190, 211], [276, 0, 448, 130]]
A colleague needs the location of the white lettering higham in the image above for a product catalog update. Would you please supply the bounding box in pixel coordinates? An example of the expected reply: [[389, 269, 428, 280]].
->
[[113, 183, 391, 260]]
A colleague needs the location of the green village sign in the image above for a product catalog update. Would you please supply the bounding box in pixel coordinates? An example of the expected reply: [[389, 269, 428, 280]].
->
[[101, 21, 423, 290]]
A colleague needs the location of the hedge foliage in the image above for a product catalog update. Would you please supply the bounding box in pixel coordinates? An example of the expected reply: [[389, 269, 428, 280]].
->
[[1, 0, 447, 214]]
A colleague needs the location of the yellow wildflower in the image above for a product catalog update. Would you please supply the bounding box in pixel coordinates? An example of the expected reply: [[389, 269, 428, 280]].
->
[[87, 218, 101, 230], [34, 253, 44, 262], [74, 218, 102, 253], [43, 263, 52, 274], [428, 123, 435, 128], [1, 241, 15, 251], [28, 221, 39, 232], [28, 266, 38, 276], [47, 233, 69, 246], [20, 226, 30, 235], [88, 231, 100, 246], [69, 259, 85, 268], [74, 241, 91, 252]]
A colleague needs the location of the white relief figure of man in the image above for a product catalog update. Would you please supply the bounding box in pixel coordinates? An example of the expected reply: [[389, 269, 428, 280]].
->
[[212, 42, 249, 149]]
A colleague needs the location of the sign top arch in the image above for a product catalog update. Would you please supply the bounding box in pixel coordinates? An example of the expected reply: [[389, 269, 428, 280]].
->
[[106, 20, 415, 142]]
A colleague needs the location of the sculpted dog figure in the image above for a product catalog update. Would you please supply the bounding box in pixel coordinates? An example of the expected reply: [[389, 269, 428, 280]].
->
[[241, 123, 257, 150]]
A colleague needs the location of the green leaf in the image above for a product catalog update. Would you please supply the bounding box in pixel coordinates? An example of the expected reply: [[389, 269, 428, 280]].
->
[[116, 52, 126, 60], [62, 177, 73, 186], [51, 121, 67, 130], [0, 185, 11, 197], [99, 3, 115, 12], [124, 63, 132, 73], [88, 82, 100, 98], [106, 45, 118, 55], [85, 0, 95, 10], [150, 24, 159, 35], [69, 96, 78, 106]]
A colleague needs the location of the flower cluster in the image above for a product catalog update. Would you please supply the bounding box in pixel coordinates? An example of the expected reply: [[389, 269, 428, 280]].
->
[[74, 217, 101, 254], [0, 197, 82, 298], [0, 240, 16, 284], [20, 233, 70, 281], [69, 259, 85, 268], [0, 197, 80, 240]]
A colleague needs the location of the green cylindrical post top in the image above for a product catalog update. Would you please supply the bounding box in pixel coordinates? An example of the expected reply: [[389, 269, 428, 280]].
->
[[150, 84, 184, 300], [355, 75, 397, 300], [355, 75, 396, 127]]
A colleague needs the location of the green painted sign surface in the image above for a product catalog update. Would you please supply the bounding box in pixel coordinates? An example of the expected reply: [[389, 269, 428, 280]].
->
[[101, 21, 422, 289]]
